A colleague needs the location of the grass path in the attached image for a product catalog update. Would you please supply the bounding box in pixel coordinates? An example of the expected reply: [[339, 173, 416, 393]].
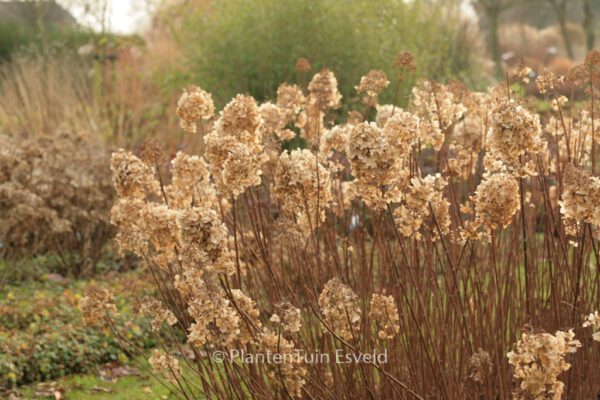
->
[[18, 369, 176, 400]]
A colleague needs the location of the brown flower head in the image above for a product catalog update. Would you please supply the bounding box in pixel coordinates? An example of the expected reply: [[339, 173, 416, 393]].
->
[[176, 85, 215, 133]]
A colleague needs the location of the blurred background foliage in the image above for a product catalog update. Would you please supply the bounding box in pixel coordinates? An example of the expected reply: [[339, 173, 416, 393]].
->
[[171, 0, 487, 107]]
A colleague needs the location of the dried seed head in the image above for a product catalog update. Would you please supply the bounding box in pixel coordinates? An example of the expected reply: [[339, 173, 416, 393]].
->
[[560, 163, 600, 234], [583, 311, 600, 341], [318, 278, 361, 341], [474, 173, 520, 231], [271, 301, 302, 335], [585, 50, 600, 68], [259, 102, 289, 140], [139, 296, 177, 332], [149, 350, 182, 385], [370, 293, 400, 339], [176, 85, 215, 133], [216, 94, 261, 139], [258, 331, 307, 397], [139, 139, 162, 165], [487, 98, 544, 176], [535, 67, 564, 94], [469, 349, 492, 383], [277, 83, 306, 122], [203, 94, 265, 198], [507, 329, 580, 399], [111, 150, 157, 198], [356, 70, 389, 105], [80, 286, 116, 326], [274, 149, 332, 235], [308, 68, 342, 110], [178, 206, 235, 275], [295, 57, 311, 73], [393, 51, 416, 75]]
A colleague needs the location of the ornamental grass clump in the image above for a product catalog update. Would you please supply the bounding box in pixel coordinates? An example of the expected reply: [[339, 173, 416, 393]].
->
[[88, 52, 600, 399]]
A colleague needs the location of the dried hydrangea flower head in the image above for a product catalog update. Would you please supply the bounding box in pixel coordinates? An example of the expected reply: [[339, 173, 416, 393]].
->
[[347, 110, 364, 125], [585, 49, 600, 67], [187, 289, 240, 346], [369, 293, 400, 339], [535, 67, 564, 95], [583, 311, 600, 341], [149, 350, 182, 385], [451, 91, 489, 152], [560, 163, 600, 235], [272, 215, 307, 247], [111, 197, 148, 255], [347, 122, 406, 208], [259, 102, 294, 141], [215, 94, 262, 141], [393, 51, 416, 75], [139, 296, 177, 332], [270, 301, 302, 335], [274, 149, 332, 235], [356, 70, 389, 106], [204, 94, 264, 198], [487, 98, 544, 176], [411, 80, 466, 150], [296, 102, 325, 144], [187, 286, 261, 347], [507, 329, 580, 400], [318, 278, 361, 341], [177, 206, 235, 275], [139, 138, 162, 165], [582, 50, 600, 86], [545, 112, 600, 172], [320, 124, 351, 159], [258, 331, 307, 397], [176, 85, 215, 133], [141, 204, 180, 254], [375, 104, 395, 127], [394, 174, 450, 240], [513, 63, 533, 84], [473, 172, 520, 233], [168, 152, 217, 210], [80, 286, 116, 326], [259, 102, 295, 173], [230, 289, 263, 343], [277, 83, 306, 123], [308, 68, 342, 111], [111, 149, 157, 198], [469, 349, 492, 384], [383, 110, 420, 155], [295, 57, 311, 73]]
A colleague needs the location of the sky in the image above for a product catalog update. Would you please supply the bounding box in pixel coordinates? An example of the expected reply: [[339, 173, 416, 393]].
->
[[61, 0, 155, 35]]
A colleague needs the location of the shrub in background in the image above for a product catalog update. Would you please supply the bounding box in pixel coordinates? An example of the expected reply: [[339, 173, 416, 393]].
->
[[170, 0, 487, 106], [0, 131, 113, 276], [0, 54, 114, 276]]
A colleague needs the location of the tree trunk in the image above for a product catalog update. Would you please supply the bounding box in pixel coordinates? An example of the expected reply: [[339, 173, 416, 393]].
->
[[583, 0, 595, 52], [550, 0, 574, 59]]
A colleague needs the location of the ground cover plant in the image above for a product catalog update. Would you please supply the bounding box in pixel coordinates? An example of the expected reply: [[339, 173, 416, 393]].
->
[[83, 50, 600, 399], [0, 269, 155, 391]]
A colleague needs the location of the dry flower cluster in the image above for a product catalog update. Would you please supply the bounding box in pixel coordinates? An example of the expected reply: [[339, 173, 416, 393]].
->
[[86, 51, 600, 399], [0, 131, 113, 273]]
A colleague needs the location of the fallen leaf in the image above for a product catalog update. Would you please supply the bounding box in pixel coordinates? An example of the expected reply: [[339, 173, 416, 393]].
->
[[89, 386, 113, 394]]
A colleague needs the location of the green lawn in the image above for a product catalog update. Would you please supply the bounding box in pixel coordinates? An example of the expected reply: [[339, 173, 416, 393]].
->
[[17, 369, 176, 399]]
